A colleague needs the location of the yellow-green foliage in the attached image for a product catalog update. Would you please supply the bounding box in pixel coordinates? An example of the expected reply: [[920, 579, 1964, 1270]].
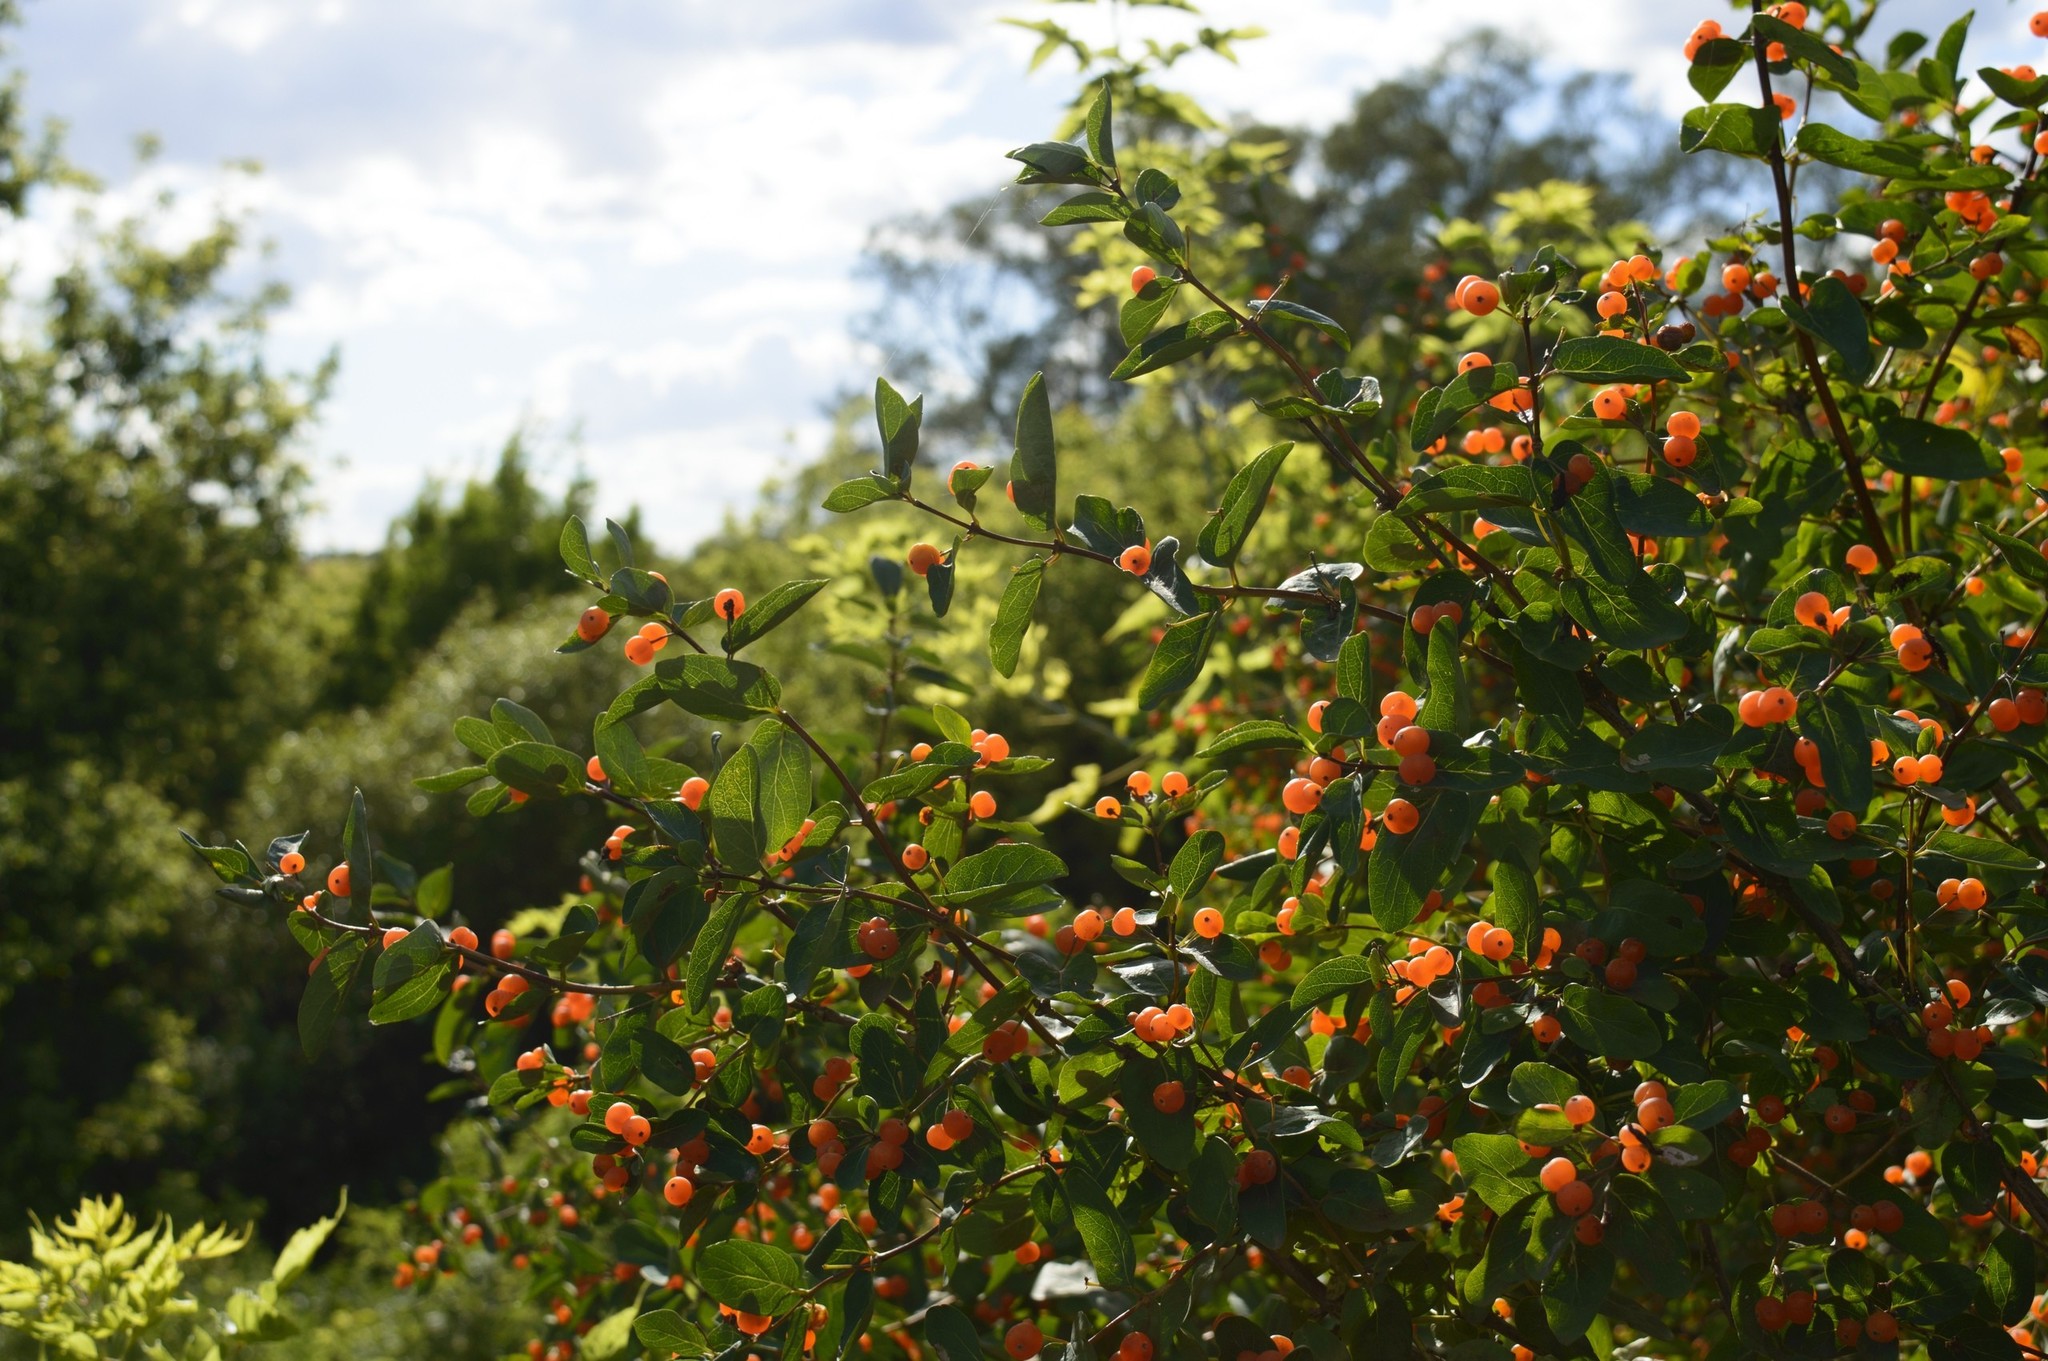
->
[[0, 1195, 341, 1360]]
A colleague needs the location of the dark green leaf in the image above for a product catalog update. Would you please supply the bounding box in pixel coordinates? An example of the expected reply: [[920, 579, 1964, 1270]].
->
[[989, 558, 1046, 677], [1874, 417, 2000, 479], [1138, 612, 1216, 711], [1011, 372, 1058, 532], [1198, 442, 1292, 568], [1111, 310, 1238, 380], [1550, 336, 1688, 383], [695, 1241, 803, 1315]]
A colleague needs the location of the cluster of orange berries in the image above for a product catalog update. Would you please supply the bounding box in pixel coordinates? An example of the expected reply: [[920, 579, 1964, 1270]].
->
[[1946, 187, 2001, 234], [1660, 409, 1703, 468], [1987, 688, 2048, 732], [1735, 684, 1798, 728], [1054, 905, 1141, 954], [1591, 254, 1657, 325], [1127, 1002, 1196, 1044], [1092, 768, 1190, 820], [856, 915, 900, 959], [1921, 984, 1996, 1060], [1699, 258, 1781, 318]]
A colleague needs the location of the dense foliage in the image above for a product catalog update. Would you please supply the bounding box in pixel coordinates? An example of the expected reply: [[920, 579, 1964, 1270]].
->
[[171, 3, 2048, 1360]]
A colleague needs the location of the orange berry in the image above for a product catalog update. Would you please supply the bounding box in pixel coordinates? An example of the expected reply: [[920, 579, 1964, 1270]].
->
[[1192, 908, 1225, 939], [327, 863, 352, 898], [1382, 798, 1420, 835], [713, 588, 746, 620]]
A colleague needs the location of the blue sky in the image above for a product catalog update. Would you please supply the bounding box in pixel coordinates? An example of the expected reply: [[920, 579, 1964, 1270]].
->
[[7, 0, 2029, 551]]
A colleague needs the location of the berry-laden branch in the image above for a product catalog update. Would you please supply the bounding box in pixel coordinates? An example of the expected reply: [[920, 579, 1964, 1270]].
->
[[175, 6, 2048, 1359]]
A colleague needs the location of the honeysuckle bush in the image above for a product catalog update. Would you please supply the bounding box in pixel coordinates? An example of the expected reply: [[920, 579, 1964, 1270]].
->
[[184, 3, 2048, 1359]]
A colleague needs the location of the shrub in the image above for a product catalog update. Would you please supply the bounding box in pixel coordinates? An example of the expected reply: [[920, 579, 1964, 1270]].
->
[[0, 1195, 342, 1358], [192, 4, 2048, 1358]]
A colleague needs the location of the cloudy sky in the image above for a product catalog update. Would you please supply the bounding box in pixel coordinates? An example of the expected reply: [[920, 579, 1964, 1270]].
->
[[7, 0, 2026, 551]]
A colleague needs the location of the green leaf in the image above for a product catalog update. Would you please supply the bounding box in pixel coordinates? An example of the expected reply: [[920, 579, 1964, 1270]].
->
[[368, 925, 455, 1025], [1006, 139, 1106, 187], [1977, 522, 2048, 586], [696, 1240, 803, 1316], [1688, 37, 1749, 100], [1083, 78, 1114, 168], [182, 833, 257, 885], [1418, 616, 1468, 731], [747, 719, 814, 851], [1923, 830, 2045, 872], [875, 377, 922, 486], [1368, 791, 1480, 931], [1247, 299, 1349, 348], [1198, 442, 1291, 568], [1550, 336, 1688, 384], [1138, 612, 1216, 710], [1110, 310, 1238, 380], [1011, 372, 1058, 533], [989, 558, 1046, 677], [1754, 14, 1856, 80], [581, 1305, 640, 1361], [1542, 1243, 1615, 1343], [726, 579, 832, 652], [1795, 121, 1976, 184], [1402, 464, 1542, 513], [824, 475, 901, 513], [687, 892, 748, 1015], [1409, 362, 1516, 452], [1981, 64, 2048, 108], [1061, 1166, 1135, 1288], [708, 746, 765, 867], [271, 1192, 347, 1287], [413, 765, 488, 794], [923, 1305, 986, 1361], [341, 788, 374, 927], [1556, 985, 1662, 1060], [941, 843, 1068, 907], [1169, 829, 1225, 900], [486, 741, 585, 798], [1120, 276, 1179, 347], [648, 655, 783, 721], [1559, 571, 1689, 650], [1041, 191, 1127, 227], [1874, 417, 2000, 479], [559, 515, 602, 583], [1610, 471, 1711, 538], [1452, 1133, 1539, 1214], [300, 935, 366, 1059], [1199, 719, 1303, 762], [634, 1310, 706, 1355], [1797, 688, 1874, 811], [1679, 102, 1779, 159], [1782, 275, 1874, 384], [1292, 957, 1377, 1011]]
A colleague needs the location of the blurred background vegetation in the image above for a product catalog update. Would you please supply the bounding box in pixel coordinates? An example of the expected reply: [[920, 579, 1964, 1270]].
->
[[0, 2, 1735, 1353]]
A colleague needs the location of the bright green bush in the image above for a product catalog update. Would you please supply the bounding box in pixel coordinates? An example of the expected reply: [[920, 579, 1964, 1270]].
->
[[0, 1195, 341, 1359], [193, 4, 2048, 1359]]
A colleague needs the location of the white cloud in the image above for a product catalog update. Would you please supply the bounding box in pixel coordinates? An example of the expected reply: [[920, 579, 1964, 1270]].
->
[[12, 0, 2034, 551]]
